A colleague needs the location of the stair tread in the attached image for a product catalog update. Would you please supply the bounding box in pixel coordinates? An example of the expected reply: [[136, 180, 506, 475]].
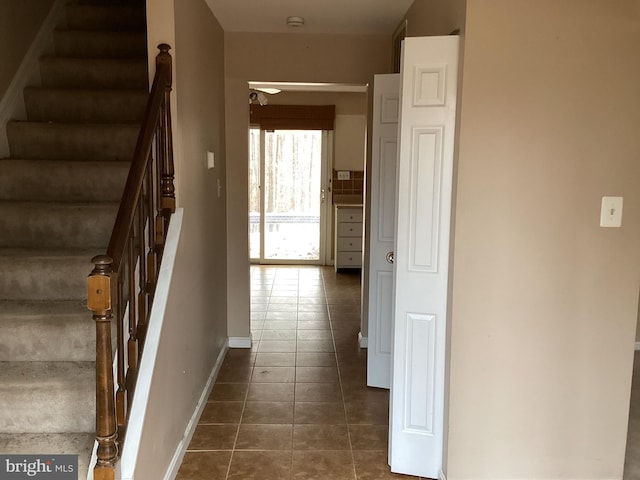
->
[[24, 88, 148, 123], [0, 432, 94, 453], [54, 29, 147, 59], [0, 200, 119, 206], [0, 300, 93, 362], [0, 159, 129, 203], [0, 300, 87, 316], [0, 361, 94, 385], [0, 247, 101, 257], [24, 86, 147, 93], [0, 158, 130, 163], [7, 121, 140, 161], [9, 120, 141, 127], [0, 432, 93, 478], [65, 4, 146, 31], [40, 55, 147, 62], [0, 363, 95, 433], [39, 56, 148, 89]]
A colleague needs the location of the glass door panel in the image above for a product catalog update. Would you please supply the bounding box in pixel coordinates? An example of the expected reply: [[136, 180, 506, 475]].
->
[[263, 130, 322, 261], [249, 127, 261, 261]]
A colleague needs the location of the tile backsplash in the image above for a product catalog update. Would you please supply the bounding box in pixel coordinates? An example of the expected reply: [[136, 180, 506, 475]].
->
[[332, 170, 364, 201]]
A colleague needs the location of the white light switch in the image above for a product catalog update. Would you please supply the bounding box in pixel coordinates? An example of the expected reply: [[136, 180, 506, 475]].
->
[[337, 170, 350, 180], [207, 151, 215, 169], [600, 196, 623, 228]]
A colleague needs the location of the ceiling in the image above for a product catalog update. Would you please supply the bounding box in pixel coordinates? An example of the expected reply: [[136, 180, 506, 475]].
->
[[204, 0, 414, 35]]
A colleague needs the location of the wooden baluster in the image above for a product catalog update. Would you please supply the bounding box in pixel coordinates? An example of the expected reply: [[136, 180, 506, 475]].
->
[[115, 264, 125, 438], [137, 193, 148, 354], [146, 155, 157, 307], [88, 256, 117, 480], [127, 236, 137, 367], [155, 122, 165, 255]]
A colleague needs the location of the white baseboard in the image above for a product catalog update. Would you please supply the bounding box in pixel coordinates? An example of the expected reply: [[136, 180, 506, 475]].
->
[[0, 0, 65, 158], [229, 336, 252, 348], [163, 341, 229, 480], [635, 342, 640, 351], [358, 332, 368, 348]]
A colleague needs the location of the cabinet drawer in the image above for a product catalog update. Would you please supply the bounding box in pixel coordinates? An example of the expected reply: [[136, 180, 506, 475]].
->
[[337, 251, 362, 266], [337, 222, 362, 237], [337, 237, 361, 252], [337, 210, 363, 222]]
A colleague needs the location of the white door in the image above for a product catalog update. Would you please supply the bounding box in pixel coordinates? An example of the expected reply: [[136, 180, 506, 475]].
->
[[389, 36, 459, 478], [366, 73, 400, 389]]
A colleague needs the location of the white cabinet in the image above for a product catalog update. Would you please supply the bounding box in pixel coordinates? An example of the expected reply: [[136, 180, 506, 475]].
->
[[334, 205, 363, 271]]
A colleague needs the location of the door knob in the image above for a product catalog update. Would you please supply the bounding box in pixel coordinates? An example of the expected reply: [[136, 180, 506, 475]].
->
[[386, 251, 394, 264]]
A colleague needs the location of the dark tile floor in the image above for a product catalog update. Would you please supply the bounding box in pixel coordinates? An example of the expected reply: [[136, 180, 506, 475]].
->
[[176, 265, 640, 479], [177, 266, 419, 480]]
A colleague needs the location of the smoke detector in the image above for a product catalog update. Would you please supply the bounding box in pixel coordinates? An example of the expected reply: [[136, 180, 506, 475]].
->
[[286, 16, 305, 27]]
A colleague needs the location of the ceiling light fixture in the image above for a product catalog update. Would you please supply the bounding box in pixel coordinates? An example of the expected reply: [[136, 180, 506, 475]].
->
[[286, 16, 304, 27], [254, 87, 281, 95]]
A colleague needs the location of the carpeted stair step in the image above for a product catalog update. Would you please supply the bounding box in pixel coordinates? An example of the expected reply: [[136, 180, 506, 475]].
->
[[65, 4, 146, 31], [0, 248, 98, 301], [0, 433, 93, 479], [7, 122, 139, 161], [24, 88, 148, 123], [0, 159, 130, 203], [39, 56, 147, 89], [0, 361, 95, 433], [54, 29, 147, 58], [0, 301, 92, 362], [0, 0, 149, 472], [0, 201, 118, 249]]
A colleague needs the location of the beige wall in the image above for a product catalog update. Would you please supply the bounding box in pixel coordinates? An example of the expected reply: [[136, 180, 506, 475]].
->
[[334, 115, 367, 171], [133, 0, 227, 477], [225, 32, 391, 338], [0, 0, 54, 100], [403, 0, 466, 36], [447, 1, 640, 478]]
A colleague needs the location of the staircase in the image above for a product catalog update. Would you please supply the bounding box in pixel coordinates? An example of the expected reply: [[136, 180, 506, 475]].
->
[[0, 1, 147, 477]]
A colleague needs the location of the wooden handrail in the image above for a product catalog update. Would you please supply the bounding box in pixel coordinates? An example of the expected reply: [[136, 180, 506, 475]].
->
[[87, 44, 175, 480]]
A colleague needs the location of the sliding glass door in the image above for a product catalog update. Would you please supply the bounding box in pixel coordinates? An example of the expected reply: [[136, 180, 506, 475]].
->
[[249, 128, 330, 264]]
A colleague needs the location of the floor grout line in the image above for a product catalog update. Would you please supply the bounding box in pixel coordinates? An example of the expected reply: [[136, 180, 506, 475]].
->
[[178, 266, 403, 479]]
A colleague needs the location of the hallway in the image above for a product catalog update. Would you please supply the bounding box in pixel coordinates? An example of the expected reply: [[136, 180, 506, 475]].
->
[[177, 266, 418, 479]]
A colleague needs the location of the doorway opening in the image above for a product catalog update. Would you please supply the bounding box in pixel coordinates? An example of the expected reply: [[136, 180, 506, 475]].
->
[[249, 128, 331, 264], [247, 81, 368, 267]]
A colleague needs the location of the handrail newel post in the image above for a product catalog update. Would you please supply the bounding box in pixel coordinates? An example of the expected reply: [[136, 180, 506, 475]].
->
[[88, 255, 117, 480], [157, 43, 175, 216]]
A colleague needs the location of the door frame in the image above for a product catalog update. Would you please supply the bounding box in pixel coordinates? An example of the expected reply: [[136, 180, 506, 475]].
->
[[249, 128, 332, 265]]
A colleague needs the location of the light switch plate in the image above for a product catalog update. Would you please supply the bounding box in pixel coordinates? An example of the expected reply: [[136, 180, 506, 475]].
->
[[337, 170, 350, 180], [600, 196, 623, 227]]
